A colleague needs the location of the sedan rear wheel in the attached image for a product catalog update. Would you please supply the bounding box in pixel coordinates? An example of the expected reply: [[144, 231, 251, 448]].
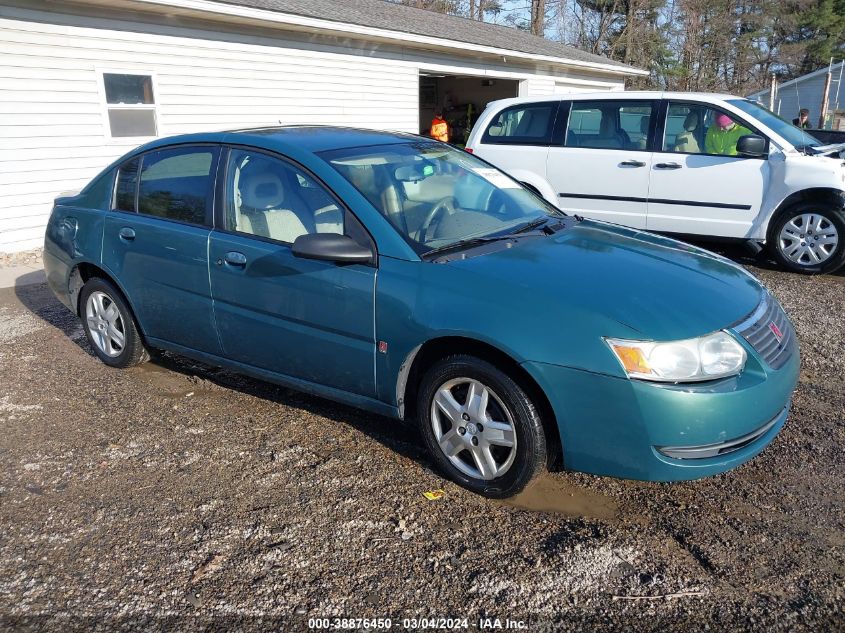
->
[[418, 355, 547, 498], [80, 278, 148, 368], [86, 290, 126, 358]]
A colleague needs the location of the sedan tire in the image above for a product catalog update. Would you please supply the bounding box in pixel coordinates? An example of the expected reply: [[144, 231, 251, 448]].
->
[[417, 355, 547, 498], [80, 277, 149, 368], [768, 202, 845, 274]]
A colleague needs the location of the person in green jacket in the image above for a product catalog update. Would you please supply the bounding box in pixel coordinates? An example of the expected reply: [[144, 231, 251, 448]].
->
[[704, 113, 751, 156]]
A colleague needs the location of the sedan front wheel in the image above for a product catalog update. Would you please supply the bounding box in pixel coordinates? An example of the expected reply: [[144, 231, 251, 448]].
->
[[418, 355, 547, 498]]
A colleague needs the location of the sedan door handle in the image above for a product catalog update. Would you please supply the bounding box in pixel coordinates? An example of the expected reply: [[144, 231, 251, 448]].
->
[[118, 227, 135, 241], [620, 159, 646, 167], [655, 162, 682, 170], [222, 251, 247, 268]]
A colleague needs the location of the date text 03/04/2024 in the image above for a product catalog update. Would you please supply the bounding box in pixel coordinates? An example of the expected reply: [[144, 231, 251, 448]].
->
[[307, 617, 529, 629]]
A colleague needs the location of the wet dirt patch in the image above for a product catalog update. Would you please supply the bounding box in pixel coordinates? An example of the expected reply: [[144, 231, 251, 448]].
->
[[501, 474, 618, 519]]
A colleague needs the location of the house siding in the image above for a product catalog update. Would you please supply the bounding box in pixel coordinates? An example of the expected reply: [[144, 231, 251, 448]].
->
[[0, 3, 625, 252], [773, 74, 829, 125], [749, 63, 845, 127]]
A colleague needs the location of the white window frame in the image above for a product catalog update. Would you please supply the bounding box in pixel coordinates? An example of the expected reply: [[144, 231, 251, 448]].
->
[[97, 69, 159, 141]]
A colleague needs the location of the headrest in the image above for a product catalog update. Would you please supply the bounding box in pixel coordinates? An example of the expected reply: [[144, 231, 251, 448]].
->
[[239, 159, 285, 209], [599, 112, 617, 135], [346, 166, 377, 193], [683, 110, 700, 131]]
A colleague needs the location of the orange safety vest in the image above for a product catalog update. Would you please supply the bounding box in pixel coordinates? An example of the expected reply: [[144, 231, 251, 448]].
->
[[430, 117, 449, 143]]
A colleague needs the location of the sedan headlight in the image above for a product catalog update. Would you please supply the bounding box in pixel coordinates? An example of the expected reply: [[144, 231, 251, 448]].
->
[[605, 331, 747, 382]]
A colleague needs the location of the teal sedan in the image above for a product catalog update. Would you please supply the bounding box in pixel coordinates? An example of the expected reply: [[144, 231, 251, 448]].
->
[[44, 127, 799, 498]]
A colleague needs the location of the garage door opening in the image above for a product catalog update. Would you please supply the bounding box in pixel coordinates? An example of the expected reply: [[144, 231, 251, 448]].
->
[[419, 73, 518, 146]]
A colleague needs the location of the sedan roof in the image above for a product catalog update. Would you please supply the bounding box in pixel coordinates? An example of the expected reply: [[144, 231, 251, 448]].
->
[[226, 125, 421, 152], [130, 126, 422, 159]]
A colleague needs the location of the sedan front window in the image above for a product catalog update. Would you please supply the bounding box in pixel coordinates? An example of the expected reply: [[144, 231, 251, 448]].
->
[[321, 142, 562, 255]]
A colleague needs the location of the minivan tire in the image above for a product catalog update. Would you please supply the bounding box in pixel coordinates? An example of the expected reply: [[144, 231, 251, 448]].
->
[[417, 355, 547, 498], [768, 202, 845, 275], [79, 277, 149, 368]]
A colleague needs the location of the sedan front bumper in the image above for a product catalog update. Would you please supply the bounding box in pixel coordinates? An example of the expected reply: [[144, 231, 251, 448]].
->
[[522, 341, 799, 481]]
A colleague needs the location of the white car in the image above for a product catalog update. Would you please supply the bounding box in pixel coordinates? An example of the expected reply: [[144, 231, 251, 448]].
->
[[466, 91, 845, 275]]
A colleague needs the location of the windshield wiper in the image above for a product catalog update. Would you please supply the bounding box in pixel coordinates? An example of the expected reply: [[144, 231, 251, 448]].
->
[[796, 144, 819, 155], [511, 217, 552, 234], [423, 234, 518, 259], [423, 216, 576, 260]]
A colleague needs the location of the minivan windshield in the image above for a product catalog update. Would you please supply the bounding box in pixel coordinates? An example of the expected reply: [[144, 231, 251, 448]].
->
[[321, 141, 563, 255], [728, 99, 822, 151]]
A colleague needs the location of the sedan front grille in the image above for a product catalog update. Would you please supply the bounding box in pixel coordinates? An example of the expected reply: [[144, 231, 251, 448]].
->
[[732, 292, 796, 370]]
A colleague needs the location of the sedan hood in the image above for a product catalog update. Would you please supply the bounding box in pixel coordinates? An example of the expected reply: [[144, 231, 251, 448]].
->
[[446, 219, 763, 341]]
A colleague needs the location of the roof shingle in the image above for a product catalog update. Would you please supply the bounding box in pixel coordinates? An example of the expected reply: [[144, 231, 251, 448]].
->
[[215, 0, 640, 73]]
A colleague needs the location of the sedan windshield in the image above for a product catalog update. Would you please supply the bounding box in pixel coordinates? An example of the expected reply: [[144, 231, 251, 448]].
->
[[321, 141, 562, 255], [728, 99, 822, 151]]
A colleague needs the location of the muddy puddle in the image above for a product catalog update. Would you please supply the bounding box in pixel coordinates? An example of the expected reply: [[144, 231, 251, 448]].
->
[[499, 474, 618, 519], [129, 360, 214, 399]]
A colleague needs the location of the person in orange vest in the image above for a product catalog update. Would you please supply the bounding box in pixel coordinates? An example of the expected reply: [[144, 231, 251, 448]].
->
[[430, 110, 449, 143]]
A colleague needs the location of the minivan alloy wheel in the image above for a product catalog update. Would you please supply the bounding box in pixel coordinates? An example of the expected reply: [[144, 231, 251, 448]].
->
[[85, 290, 126, 357], [430, 377, 517, 481], [778, 212, 839, 265]]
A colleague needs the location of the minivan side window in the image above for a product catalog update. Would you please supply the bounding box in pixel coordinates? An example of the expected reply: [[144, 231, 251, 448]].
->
[[113, 158, 140, 212], [663, 102, 757, 158], [481, 102, 557, 145], [565, 101, 653, 151], [137, 146, 219, 225]]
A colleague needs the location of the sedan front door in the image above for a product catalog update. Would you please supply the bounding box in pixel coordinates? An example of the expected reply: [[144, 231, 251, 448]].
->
[[208, 147, 377, 397]]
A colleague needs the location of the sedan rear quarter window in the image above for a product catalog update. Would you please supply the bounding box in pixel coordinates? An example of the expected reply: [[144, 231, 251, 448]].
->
[[113, 158, 140, 212], [137, 147, 218, 225]]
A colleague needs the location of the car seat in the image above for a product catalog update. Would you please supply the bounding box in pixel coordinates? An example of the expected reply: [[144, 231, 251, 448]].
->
[[637, 116, 650, 149], [673, 111, 701, 153], [590, 112, 631, 149], [513, 109, 548, 138], [237, 158, 316, 243], [345, 165, 408, 235]]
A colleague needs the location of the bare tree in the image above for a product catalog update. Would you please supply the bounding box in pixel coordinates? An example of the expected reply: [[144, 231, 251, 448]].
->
[[531, 0, 547, 34]]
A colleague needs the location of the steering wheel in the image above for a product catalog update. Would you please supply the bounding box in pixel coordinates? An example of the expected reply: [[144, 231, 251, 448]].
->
[[418, 196, 457, 242]]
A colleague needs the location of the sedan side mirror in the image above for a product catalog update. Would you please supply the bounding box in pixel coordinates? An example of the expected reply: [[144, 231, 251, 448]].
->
[[736, 134, 766, 157], [292, 233, 374, 265]]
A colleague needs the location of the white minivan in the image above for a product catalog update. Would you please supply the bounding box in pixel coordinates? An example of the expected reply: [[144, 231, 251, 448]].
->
[[466, 92, 845, 274]]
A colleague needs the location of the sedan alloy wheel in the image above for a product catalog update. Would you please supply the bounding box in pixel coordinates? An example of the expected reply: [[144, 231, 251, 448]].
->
[[430, 377, 517, 481]]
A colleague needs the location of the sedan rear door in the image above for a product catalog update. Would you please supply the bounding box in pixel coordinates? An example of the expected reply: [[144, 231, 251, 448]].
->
[[101, 145, 222, 355]]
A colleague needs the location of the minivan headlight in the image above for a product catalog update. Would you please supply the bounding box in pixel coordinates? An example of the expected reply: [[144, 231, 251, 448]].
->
[[605, 331, 747, 382]]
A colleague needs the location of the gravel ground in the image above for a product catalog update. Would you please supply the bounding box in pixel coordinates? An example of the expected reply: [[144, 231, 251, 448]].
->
[[0, 246, 843, 632], [0, 248, 42, 269]]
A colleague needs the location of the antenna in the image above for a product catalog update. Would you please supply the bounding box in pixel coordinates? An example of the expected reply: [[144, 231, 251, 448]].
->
[[832, 61, 844, 125], [818, 57, 835, 128]]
